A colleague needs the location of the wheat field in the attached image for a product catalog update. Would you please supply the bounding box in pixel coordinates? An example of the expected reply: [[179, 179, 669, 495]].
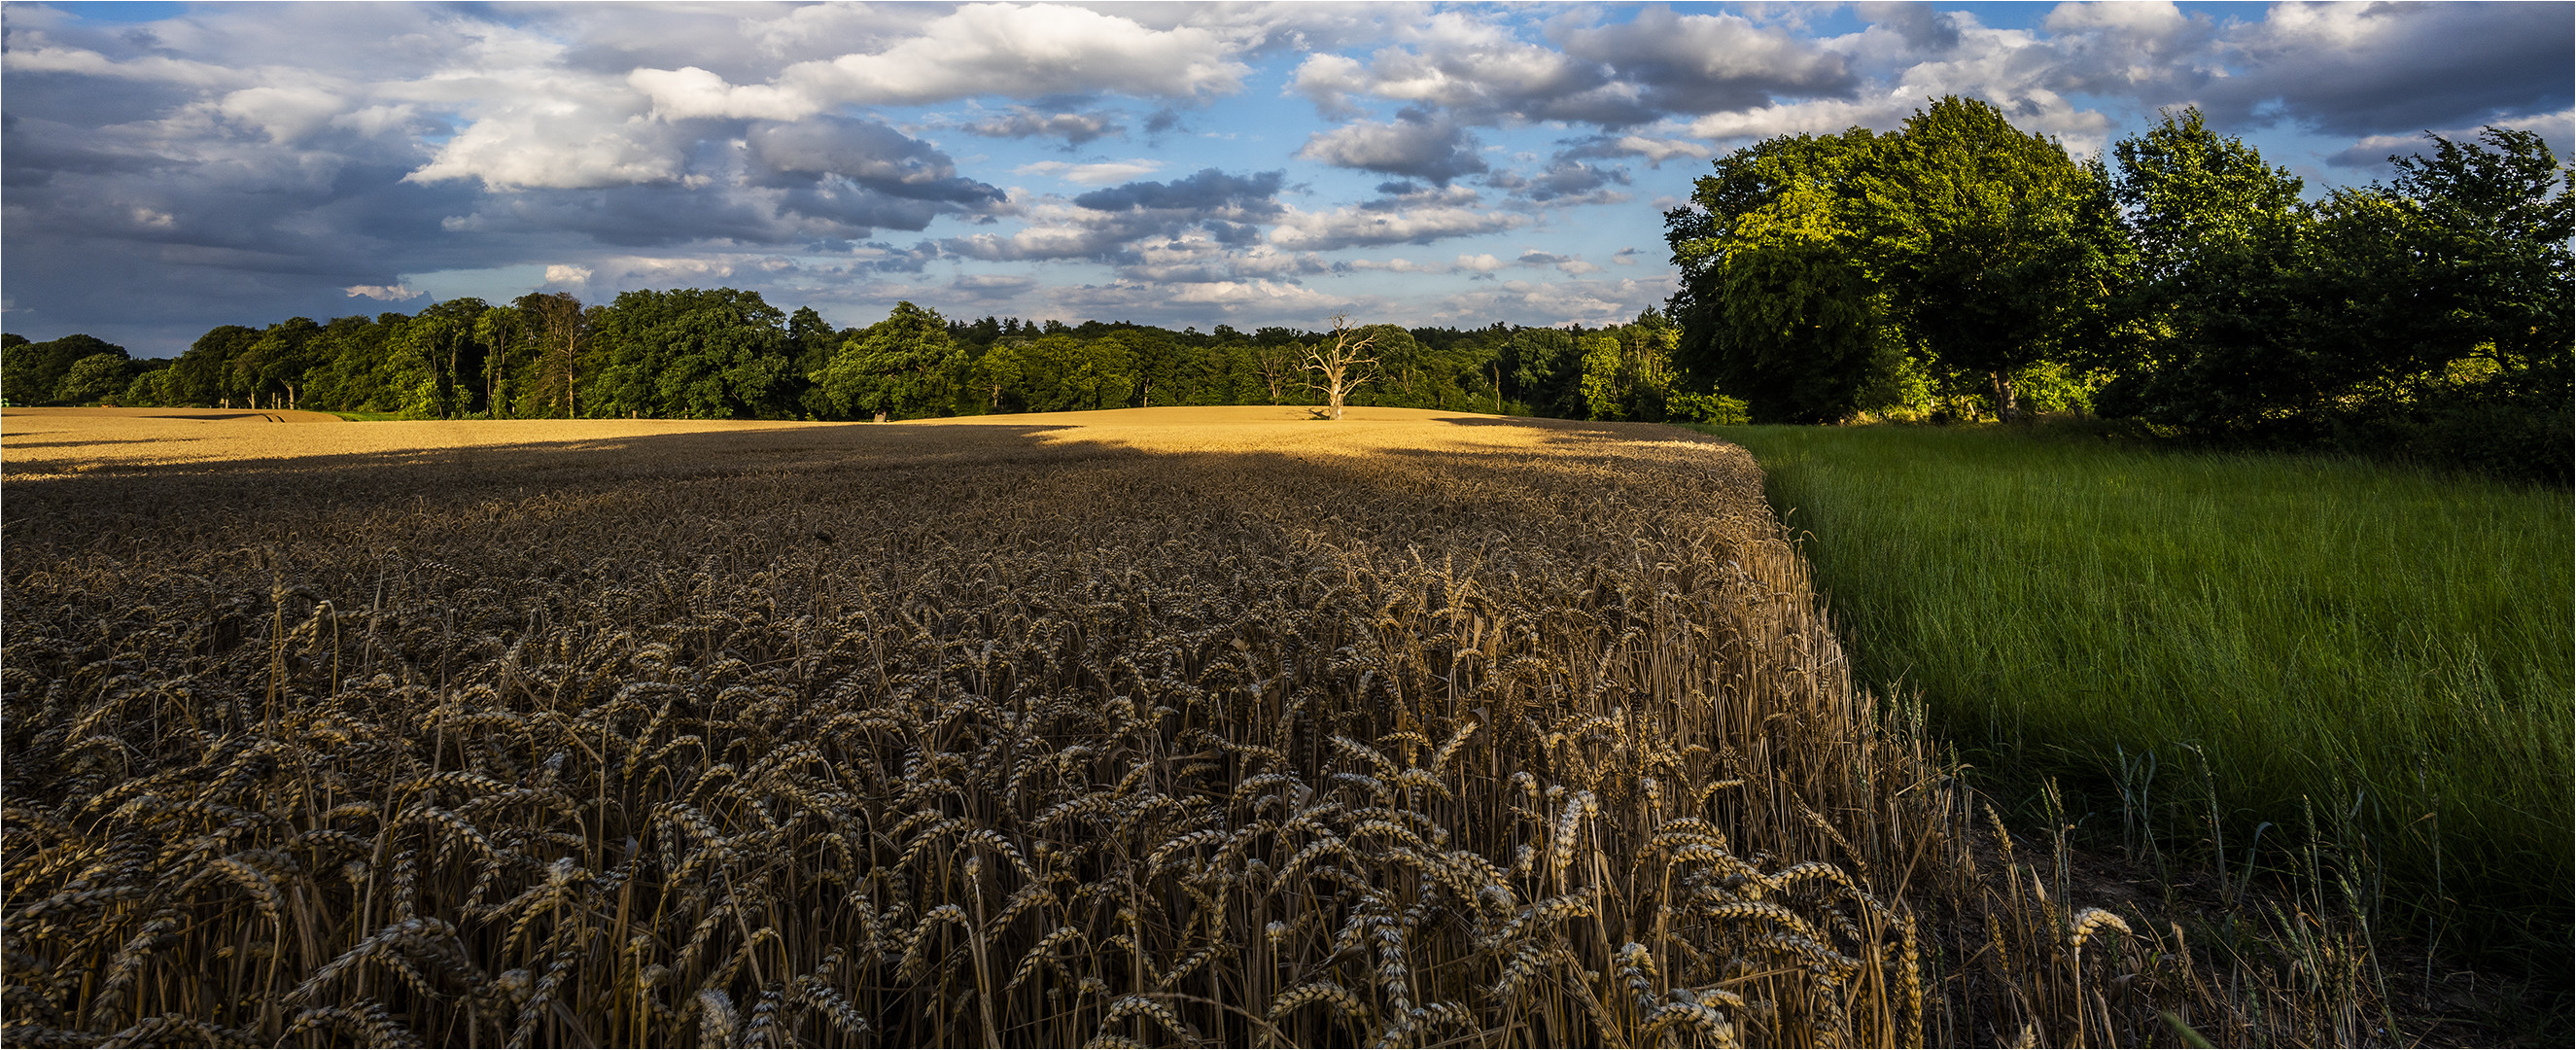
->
[[3, 406, 2317, 1047]]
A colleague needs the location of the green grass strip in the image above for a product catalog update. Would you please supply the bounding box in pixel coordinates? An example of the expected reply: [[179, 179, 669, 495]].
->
[[1700, 422, 2572, 972]]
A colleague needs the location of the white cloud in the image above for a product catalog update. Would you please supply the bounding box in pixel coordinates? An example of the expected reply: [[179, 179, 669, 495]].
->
[[1291, 11, 1647, 125], [629, 65, 818, 122], [1053, 277, 1355, 318], [0, 43, 247, 88], [1606, 135, 1713, 164], [587, 255, 741, 285], [779, 3, 1250, 106], [215, 85, 348, 144], [1016, 159, 1166, 185], [397, 22, 690, 191], [1266, 200, 1525, 252], [1420, 276, 1674, 329], [345, 283, 423, 300], [543, 264, 593, 285], [1344, 257, 1446, 273]]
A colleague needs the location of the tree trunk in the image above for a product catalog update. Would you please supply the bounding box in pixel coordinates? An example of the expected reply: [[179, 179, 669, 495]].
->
[[1991, 370, 2020, 423]]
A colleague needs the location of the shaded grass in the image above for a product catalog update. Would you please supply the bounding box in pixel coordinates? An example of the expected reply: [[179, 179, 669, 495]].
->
[[1696, 422, 2573, 977]]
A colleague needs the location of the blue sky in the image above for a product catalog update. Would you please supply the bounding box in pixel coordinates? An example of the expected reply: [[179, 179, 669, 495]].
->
[[5, 2, 2568, 357]]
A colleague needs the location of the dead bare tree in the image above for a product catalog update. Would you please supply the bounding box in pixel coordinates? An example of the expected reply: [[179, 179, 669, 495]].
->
[[1302, 314, 1380, 420]]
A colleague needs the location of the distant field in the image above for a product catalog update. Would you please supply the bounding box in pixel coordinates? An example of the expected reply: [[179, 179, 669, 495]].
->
[[1, 404, 1537, 478], [1705, 423, 2574, 975]]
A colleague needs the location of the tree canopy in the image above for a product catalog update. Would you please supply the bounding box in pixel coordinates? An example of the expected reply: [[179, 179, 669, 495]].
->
[[1662, 96, 2572, 479], [17, 295, 1716, 430]]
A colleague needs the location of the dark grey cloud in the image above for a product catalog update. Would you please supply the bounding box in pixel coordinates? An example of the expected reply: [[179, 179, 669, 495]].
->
[[1294, 7, 1852, 129], [745, 116, 1003, 204], [2194, 3, 2573, 137], [1856, 2, 1961, 53], [1486, 156, 1630, 204], [1297, 110, 1488, 186], [1072, 167, 1284, 214], [1201, 220, 1264, 246], [1558, 8, 1858, 117]]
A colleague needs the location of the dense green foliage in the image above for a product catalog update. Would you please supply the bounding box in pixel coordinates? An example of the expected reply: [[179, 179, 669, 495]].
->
[[1667, 98, 2572, 479], [6, 298, 1722, 425], [0, 333, 131, 408], [1708, 422, 2573, 975]]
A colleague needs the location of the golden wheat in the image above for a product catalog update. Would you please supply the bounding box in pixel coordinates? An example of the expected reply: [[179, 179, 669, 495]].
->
[[0, 406, 2318, 1046]]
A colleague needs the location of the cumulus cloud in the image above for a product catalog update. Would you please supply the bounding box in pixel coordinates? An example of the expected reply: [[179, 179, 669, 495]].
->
[[1299, 110, 1488, 185], [1560, 134, 1714, 166], [1341, 257, 1447, 274], [1558, 8, 1857, 116], [1072, 169, 1284, 214], [1293, 8, 1848, 128], [957, 106, 1125, 146], [773, 3, 1250, 108], [746, 116, 1003, 203], [1487, 156, 1631, 205], [2325, 108, 2576, 170], [1053, 276, 1356, 320], [629, 65, 817, 122], [2190, 2, 2573, 137], [6, 1, 2568, 351], [1266, 198, 1524, 252], [936, 169, 1288, 272]]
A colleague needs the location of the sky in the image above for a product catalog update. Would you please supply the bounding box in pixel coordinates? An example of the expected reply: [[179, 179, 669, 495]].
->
[[3, 2, 2569, 359]]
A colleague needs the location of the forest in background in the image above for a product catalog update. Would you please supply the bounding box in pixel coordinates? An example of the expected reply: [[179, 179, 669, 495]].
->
[[0, 297, 1719, 429], [8, 97, 2568, 479]]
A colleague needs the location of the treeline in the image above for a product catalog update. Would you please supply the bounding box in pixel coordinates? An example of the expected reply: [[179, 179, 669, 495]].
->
[[4, 293, 1731, 426], [1666, 97, 2573, 480]]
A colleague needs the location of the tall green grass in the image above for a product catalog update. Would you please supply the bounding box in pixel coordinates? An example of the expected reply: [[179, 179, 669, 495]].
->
[[1701, 422, 2572, 973]]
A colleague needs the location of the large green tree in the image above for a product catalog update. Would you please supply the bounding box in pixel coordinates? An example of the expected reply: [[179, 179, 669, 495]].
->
[[1666, 129, 1899, 423], [2, 333, 127, 406], [589, 289, 796, 419], [55, 352, 133, 403], [2384, 127, 2573, 407], [2098, 119, 2572, 478], [815, 301, 961, 420], [388, 299, 491, 418], [2093, 109, 2313, 430], [1857, 97, 2124, 421]]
